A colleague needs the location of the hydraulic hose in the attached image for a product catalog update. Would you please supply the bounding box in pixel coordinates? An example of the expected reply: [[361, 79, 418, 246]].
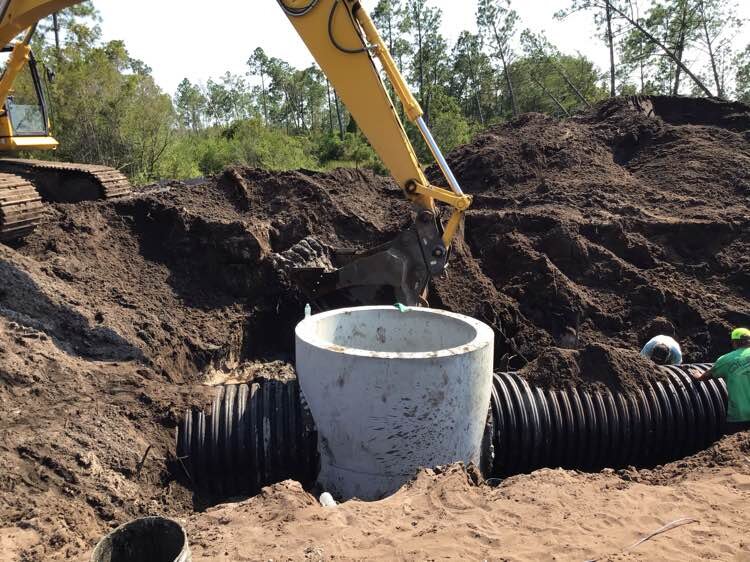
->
[[277, 0, 319, 17]]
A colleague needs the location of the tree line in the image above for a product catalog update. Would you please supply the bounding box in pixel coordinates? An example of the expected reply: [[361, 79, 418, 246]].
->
[[19, 0, 750, 183]]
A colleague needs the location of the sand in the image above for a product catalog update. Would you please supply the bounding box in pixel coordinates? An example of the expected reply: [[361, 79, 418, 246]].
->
[[183, 455, 750, 561]]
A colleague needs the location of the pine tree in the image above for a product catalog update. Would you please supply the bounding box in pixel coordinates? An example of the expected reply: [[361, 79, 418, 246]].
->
[[175, 79, 207, 132], [735, 45, 750, 103], [477, 0, 520, 117]]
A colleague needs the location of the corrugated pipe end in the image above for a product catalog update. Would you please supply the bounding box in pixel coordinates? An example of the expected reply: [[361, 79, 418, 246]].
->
[[176, 379, 319, 502], [490, 364, 727, 476]]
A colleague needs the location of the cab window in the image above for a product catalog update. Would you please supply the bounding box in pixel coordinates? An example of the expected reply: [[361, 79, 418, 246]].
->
[[1, 51, 48, 136]]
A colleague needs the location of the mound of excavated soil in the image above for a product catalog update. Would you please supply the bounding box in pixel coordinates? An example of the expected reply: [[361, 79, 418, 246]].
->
[[17, 96, 744, 388], [518, 344, 662, 392], [431, 95, 750, 376], [1, 96, 749, 559], [184, 454, 750, 561], [0, 167, 411, 560], [619, 428, 750, 485]]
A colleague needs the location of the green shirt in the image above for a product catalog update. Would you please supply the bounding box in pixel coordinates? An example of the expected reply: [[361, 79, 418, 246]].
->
[[713, 347, 750, 422]]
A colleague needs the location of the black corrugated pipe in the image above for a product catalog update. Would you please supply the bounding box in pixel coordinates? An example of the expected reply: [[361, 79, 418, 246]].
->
[[490, 364, 728, 476], [179, 365, 729, 496], [176, 379, 319, 500]]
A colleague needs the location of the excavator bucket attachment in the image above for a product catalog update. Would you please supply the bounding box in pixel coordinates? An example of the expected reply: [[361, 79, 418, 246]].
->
[[275, 0, 472, 310], [291, 231, 427, 308], [274, 213, 448, 309]]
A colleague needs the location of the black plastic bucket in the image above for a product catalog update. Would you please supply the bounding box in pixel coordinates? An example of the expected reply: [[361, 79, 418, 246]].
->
[[91, 517, 190, 562]]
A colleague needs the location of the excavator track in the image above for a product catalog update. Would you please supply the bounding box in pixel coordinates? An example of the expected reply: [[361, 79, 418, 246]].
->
[[0, 173, 44, 241], [0, 158, 132, 203]]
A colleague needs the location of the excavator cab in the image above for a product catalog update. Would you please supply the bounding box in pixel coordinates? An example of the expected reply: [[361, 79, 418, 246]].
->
[[0, 2, 138, 243], [0, 23, 132, 241], [0, 44, 58, 151]]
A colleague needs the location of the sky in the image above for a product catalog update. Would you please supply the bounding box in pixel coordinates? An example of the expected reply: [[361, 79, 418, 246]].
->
[[92, 0, 749, 95]]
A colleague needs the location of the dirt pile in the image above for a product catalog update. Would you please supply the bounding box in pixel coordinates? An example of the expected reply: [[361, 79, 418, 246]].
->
[[0, 167, 409, 559], [183, 455, 750, 561], [518, 343, 662, 392], [619, 428, 750, 485], [1, 96, 749, 559], [10, 167, 407, 381], [0, 299, 210, 561], [19, 96, 744, 385], [432, 95, 750, 375]]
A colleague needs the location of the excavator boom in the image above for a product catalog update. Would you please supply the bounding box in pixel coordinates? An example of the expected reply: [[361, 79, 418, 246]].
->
[[279, 0, 472, 306], [0, 0, 470, 307], [0, 0, 80, 46]]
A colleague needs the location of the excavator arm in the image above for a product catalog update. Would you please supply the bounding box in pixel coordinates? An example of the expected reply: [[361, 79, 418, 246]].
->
[[279, 0, 472, 306], [0, 0, 471, 306], [0, 0, 79, 46]]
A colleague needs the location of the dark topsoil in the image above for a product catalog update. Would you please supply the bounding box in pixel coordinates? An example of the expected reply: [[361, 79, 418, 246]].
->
[[0, 96, 749, 558]]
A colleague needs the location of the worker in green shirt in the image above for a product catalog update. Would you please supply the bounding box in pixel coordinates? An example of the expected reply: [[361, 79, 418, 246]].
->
[[692, 328, 750, 435]]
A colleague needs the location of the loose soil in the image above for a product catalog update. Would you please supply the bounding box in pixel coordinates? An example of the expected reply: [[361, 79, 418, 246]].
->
[[517, 344, 662, 392], [0, 96, 749, 559], [432, 95, 750, 376], [184, 457, 750, 561]]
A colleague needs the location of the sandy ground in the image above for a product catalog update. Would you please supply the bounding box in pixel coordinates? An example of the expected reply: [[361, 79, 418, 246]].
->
[[176, 462, 750, 561]]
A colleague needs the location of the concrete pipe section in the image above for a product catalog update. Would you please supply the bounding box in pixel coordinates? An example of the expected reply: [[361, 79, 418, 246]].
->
[[91, 516, 190, 562], [295, 306, 495, 500]]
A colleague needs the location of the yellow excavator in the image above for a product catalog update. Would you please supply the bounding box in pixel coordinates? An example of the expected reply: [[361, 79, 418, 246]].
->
[[0, 0, 472, 306], [0, 0, 132, 241], [279, 0, 473, 306]]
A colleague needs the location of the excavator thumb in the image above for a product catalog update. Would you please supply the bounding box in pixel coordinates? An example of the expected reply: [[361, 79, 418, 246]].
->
[[273, 211, 449, 308]]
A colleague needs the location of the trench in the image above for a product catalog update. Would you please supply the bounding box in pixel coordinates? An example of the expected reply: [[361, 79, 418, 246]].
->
[[116, 196, 307, 379], [120, 201, 733, 506]]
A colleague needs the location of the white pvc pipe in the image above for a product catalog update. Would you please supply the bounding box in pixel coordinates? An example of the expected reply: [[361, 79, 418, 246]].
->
[[416, 116, 465, 196], [295, 306, 494, 501]]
